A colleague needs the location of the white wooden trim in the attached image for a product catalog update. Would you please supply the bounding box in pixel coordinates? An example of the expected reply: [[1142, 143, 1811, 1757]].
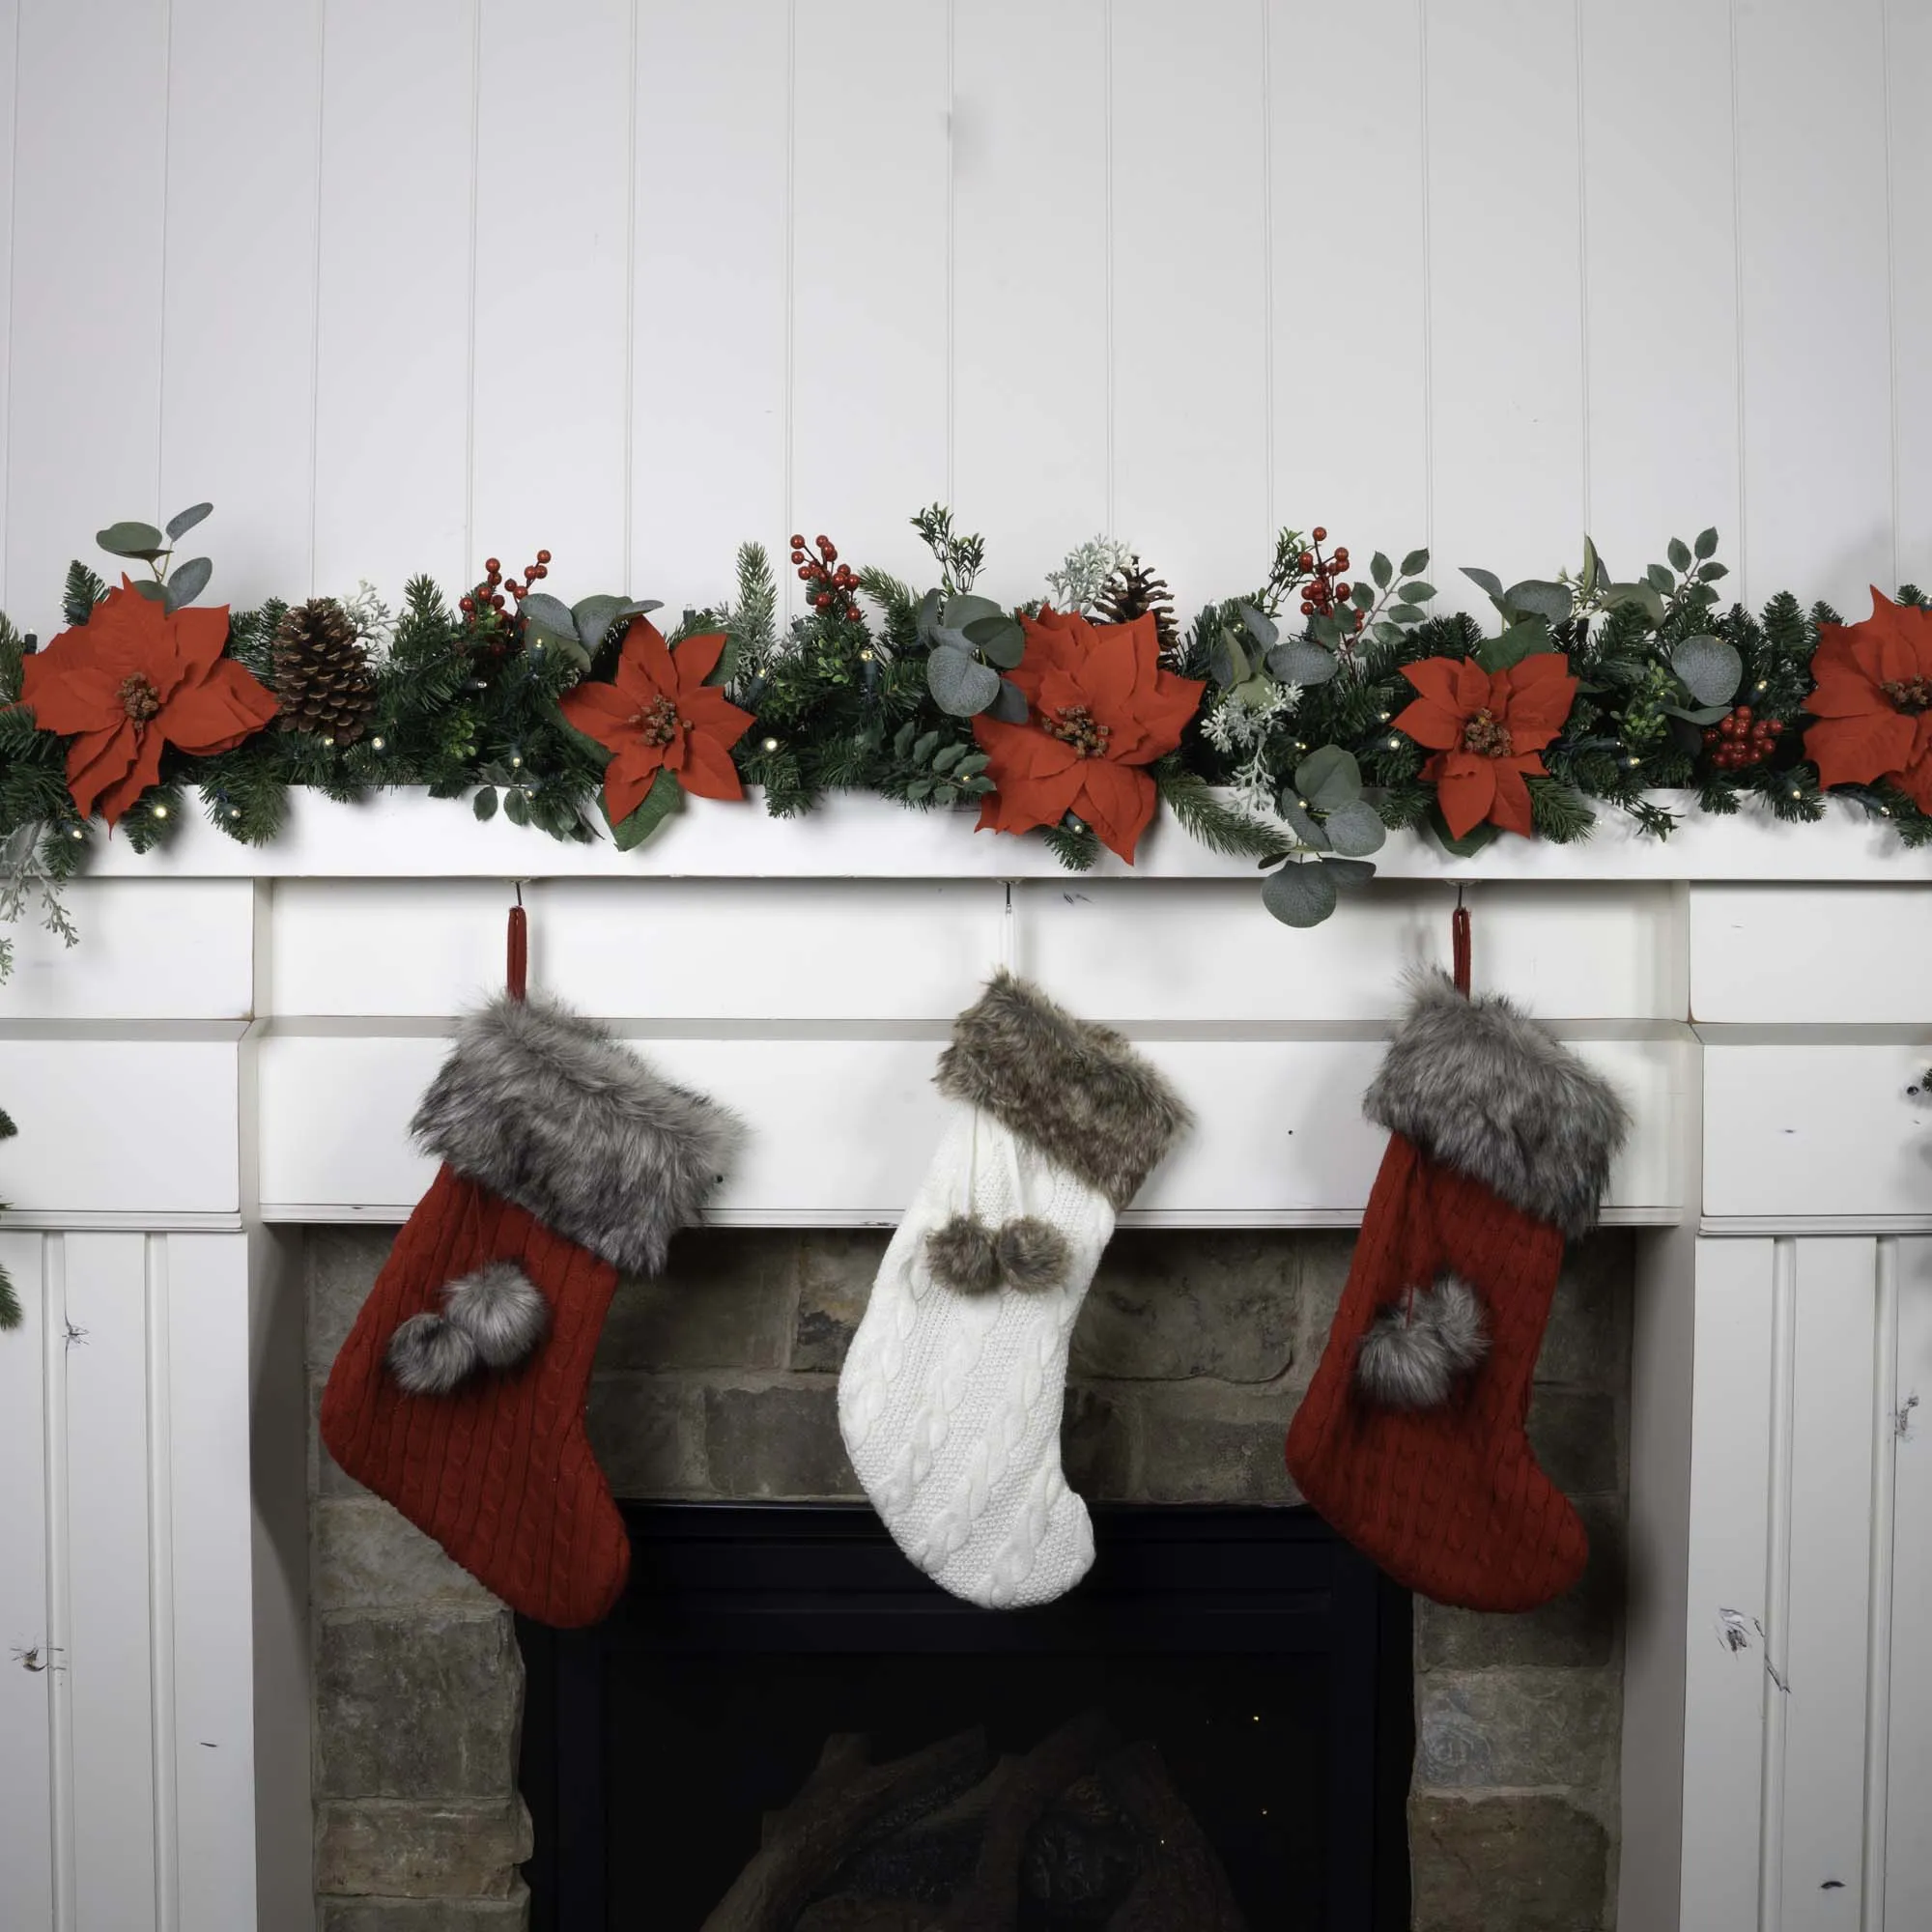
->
[[1862, 1237, 1899, 1926], [145, 1236, 178, 1932], [40, 1235, 74, 1932], [65, 785, 1932, 882], [1758, 1237, 1798, 1932]]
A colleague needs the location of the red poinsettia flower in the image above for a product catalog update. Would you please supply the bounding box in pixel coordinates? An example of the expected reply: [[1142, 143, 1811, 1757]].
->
[[18, 579, 277, 825], [559, 617, 753, 820], [1802, 588, 1932, 810], [1392, 652, 1577, 839], [972, 608, 1204, 863]]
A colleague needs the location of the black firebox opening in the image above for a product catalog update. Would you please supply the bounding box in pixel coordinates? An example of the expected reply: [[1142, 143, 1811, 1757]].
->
[[520, 1503, 1412, 1932]]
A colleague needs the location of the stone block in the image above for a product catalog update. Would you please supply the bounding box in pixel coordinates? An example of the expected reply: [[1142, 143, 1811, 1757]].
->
[[1061, 1383, 1135, 1499], [312, 1372, 372, 1501], [315, 1500, 492, 1612], [309, 1229, 390, 1370], [791, 1232, 891, 1372], [1415, 1498, 1623, 1670], [598, 1230, 797, 1371], [1526, 1389, 1620, 1497], [1124, 1383, 1296, 1505], [1415, 1667, 1618, 1791], [703, 1378, 860, 1498], [1536, 1232, 1634, 1389], [316, 1610, 522, 1802], [315, 1799, 531, 1899], [586, 1375, 706, 1496], [321, 1902, 528, 1932], [1409, 1794, 1608, 1932], [1069, 1233, 1300, 1382], [1291, 1234, 1355, 1379]]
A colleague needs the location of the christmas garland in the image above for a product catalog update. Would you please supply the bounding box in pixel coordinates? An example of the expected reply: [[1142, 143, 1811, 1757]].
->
[[0, 500, 1928, 964]]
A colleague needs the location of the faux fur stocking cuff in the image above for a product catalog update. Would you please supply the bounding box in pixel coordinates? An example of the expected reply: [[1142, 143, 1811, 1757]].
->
[[935, 971, 1189, 1210], [412, 993, 743, 1274], [1365, 972, 1628, 1237]]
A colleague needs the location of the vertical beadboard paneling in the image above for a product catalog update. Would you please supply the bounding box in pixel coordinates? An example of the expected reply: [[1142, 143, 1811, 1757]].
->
[[1678, 1236, 1773, 1929], [789, 0, 949, 594], [166, 1236, 256, 1932], [950, 0, 1108, 603], [1108, 1, 1268, 613], [1733, 0, 1892, 611], [1577, 0, 1739, 569], [158, 0, 322, 606], [311, 0, 476, 598], [0, 1233, 52, 1930], [62, 1233, 158, 1932], [1889, 0, 1931, 584], [6, 0, 169, 639], [1886, 1236, 1932, 1930], [1778, 1237, 1878, 1918], [630, 0, 789, 611], [1423, 0, 1585, 597], [469, 0, 632, 590], [1266, 0, 1429, 552]]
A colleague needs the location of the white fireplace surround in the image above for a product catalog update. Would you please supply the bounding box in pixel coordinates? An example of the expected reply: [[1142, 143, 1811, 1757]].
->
[[2, 790, 1930, 1931]]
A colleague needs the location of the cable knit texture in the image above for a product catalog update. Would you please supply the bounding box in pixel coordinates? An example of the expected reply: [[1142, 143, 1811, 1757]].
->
[[840, 1109, 1115, 1609]]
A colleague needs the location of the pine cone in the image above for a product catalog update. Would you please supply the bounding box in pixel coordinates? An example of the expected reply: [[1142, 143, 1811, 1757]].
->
[[1097, 555, 1180, 666], [272, 598, 376, 744]]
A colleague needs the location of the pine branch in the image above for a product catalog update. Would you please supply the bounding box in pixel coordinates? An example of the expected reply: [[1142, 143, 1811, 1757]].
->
[[1041, 820, 1100, 870], [1154, 760, 1285, 860]]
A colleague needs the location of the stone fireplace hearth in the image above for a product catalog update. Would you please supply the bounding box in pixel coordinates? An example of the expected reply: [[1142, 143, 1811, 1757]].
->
[[306, 1224, 1631, 1931]]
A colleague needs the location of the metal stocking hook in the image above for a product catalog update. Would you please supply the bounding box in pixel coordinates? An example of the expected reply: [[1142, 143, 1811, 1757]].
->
[[507, 881, 528, 1003], [1451, 883, 1471, 997]]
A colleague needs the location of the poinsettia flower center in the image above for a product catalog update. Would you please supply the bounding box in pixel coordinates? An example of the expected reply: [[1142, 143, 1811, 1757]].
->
[[1040, 704, 1112, 757], [632, 695, 682, 747], [1880, 676, 1932, 715], [118, 672, 163, 724], [1461, 708, 1514, 758]]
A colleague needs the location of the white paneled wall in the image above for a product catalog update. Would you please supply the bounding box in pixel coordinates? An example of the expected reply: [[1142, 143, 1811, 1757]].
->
[[3, 0, 1925, 635]]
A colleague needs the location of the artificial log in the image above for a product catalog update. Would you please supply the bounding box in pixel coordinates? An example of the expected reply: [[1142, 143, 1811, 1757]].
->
[[701, 1728, 988, 1932], [1099, 1741, 1251, 1932], [935, 1709, 1117, 1932], [792, 1900, 937, 1932]]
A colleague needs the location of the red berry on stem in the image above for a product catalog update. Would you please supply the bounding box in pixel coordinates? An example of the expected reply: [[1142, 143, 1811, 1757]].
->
[[1298, 552, 1314, 571], [485, 557, 499, 574], [536, 549, 552, 564], [1299, 600, 1314, 615], [1334, 582, 1350, 599], [798, 565, 814, 581], [1312, 526, 1327, 542]]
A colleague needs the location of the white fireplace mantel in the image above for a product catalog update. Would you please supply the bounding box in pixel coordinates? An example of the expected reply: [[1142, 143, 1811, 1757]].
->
[[1, 792, 1929, 1931]]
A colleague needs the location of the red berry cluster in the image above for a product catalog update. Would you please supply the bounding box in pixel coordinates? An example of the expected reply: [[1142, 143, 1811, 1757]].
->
[[1295, 527, 1363, 634], [1702, 703, 1783, 771], [792, 533, 861, 623], [460, 550, 553, 625]]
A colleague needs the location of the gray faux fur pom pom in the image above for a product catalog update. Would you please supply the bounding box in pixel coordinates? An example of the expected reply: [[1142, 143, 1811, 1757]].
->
[[926, 1214, 1003, 1294], [442, 1260, 549, 1369], [1354, 1273, 1489, 1409], [995, 1216, 1072, 1293], [386, 1312, 481, 1395]]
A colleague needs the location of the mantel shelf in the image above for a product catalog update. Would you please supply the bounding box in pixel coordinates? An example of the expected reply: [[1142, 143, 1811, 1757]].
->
[[70, 785, 1932, 882]]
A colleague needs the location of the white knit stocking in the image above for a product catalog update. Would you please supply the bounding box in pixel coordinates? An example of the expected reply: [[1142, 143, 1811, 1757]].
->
[[838, 1105, 1116, 1608]]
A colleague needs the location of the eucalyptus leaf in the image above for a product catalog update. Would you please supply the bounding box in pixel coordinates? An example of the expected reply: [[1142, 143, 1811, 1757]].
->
[[519, 591, 577, 638], [1273, 794, 1329, 850], [1322, 799, 1387, 857], [1310, 611, 1345, 648], [1318, 855, 1378, 887], [164, 502, 213, 541], [1461, 565, 1505, 599], [1671, 634, 1744, 706], [1580, 533, 1603, 599], [570, 593, 629, 652], [1294, 745, 1363, 810], [1667, 536, 1693, 573], [1239, 603, 1279, 649], [914, 588, 944, 642], [927, 623, 974, 655], [1401, 548, 1430, 576], [1230, 675, 1276, 710], [943, 593, 1003, 630], [614, 596, 664, 620], [988, 677, 1030, 724], [1604, 580, 1666, 625], [472, 786, 498, 822], [1262, 861, 1339, 927], [1209, 628, 1252, 690], [162, 555, 212, 610], [1694, 526, 1719, 560], [1475, 621, 1548, 672], [1504, 579, 1573, 624], [1371, 552, 1393, 589], [502, 787, 529, 828], [97, 520, 166, 561], [963, 613, 1024, 668], [131, 579, 167, 604], [1429, 810, 1499, 859], [607, 771, 685, 850], [1266, 639, 1338, 686], [1662, 701, 1734, 726], [926, 645, 1000, 717]]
